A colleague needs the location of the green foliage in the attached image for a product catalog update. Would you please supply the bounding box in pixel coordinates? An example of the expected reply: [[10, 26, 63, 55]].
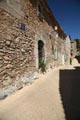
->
[[39, 60, 46, 72], [39, 60, 46, 68], [70, 58, 72, 65], [77, 48, 80, 52], [74, 38, 80, 49]]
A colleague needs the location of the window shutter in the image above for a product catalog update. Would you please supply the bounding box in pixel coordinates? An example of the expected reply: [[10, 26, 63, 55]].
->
[[54, 49, 58, 60]]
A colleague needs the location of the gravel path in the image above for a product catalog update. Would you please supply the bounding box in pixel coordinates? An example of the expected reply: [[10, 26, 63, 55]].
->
[[0, 67, 68, 120]]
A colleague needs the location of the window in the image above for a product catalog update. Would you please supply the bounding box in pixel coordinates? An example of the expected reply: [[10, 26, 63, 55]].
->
[[54, 48, 58, 60], [37, 3, 44, 21], [37, 2, 43, 15], [38, 4, 42, 13]]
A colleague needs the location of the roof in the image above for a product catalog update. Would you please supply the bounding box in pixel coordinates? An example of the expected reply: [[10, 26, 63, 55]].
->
[[39, 0, 67, 39]]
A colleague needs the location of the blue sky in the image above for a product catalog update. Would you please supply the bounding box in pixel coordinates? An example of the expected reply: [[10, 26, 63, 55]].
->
[[46, 0, 80, 40]]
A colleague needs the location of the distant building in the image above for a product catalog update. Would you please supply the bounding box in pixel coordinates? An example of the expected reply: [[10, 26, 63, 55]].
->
[[65, 36, 71, 65], [71, 41, 77, 58]]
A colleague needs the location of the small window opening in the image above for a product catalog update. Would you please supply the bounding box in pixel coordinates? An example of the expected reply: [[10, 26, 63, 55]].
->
[[38, 4, 42, 13]]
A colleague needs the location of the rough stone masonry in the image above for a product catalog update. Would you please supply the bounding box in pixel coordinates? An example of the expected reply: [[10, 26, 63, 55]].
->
[[0, 0, 66, 99]]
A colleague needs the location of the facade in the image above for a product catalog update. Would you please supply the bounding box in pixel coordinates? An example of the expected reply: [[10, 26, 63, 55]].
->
[[71, 41, 77, 58], [65, 36, 71, 65], [0, 0, 68, 94]]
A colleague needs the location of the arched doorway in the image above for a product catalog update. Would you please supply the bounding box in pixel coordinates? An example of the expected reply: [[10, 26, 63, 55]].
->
[[38, 40, 45, 68]]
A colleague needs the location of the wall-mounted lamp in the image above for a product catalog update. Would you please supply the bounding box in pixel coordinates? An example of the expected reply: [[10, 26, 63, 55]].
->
[[54, 26, 58, 31]]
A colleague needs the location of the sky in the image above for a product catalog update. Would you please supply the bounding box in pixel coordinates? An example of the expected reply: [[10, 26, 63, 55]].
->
[[46, 0, 80, 40]]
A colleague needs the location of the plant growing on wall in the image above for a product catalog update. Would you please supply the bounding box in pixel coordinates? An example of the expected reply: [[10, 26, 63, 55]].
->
[[39, 60, 46, 72]]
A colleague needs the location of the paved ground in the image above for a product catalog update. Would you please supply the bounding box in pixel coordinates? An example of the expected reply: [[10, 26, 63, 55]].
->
[[0, 65, 75, 120]]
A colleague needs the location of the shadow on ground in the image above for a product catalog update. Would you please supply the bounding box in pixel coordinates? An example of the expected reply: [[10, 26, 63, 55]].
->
[[59, 66, 80, 120]]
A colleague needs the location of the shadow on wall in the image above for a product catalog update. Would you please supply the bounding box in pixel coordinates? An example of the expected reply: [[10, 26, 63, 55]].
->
[[59, 67, 80, 120]]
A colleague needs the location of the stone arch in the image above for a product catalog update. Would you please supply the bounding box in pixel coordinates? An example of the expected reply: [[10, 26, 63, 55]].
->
[[34, 34, 46, 69]]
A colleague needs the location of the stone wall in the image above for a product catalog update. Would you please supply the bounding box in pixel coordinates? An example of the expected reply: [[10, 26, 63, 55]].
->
[[0, 0, 24, 18], [71, 41, 77, 58], [0, 0, 67, 98], [0, 7, 36, 88]]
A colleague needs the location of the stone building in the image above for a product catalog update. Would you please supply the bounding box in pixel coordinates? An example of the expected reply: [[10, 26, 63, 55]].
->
[[65, 36, 71, 65], [0, 0, 67, 96], [71, 41, 77, 58]]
